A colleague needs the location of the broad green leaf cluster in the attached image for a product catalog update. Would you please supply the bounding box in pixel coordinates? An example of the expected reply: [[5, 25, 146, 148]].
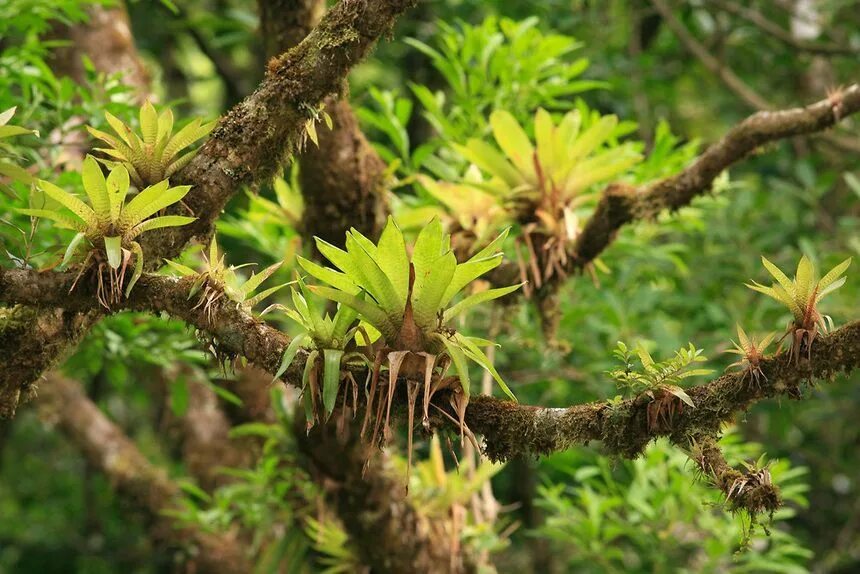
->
[[746, 255, 851, 361], [407, 17, 605, 146], [455, 108, 641, 221], [18, 155, 195, 298], [297, 217, 519, 402], [218, 173, 304, 269], [535, 435, 810, 572], [88, 101, 215, 189]]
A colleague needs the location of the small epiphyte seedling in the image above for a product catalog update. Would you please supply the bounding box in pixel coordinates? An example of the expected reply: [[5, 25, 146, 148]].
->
[[87, 101, 215, 189], [454, 108, 641, 290], [274, 276, 368, 430], [726, 456, 776, 513], [746, 255, 851, 364], [166, 236, 289, 322], [18, 156, 195, 306], [0, 107, 38, 196], [725, 324, 776, 390], [608, 341, 712, 431], [298, 217, 521, 448]]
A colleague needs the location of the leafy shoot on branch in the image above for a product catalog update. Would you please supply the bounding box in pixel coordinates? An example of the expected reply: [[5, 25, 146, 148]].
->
[[608, 341, 712, 431], [725, 324, 776, 390], [746, 255, 850, 364]]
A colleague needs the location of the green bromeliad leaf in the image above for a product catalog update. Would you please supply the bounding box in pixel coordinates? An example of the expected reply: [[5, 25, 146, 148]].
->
[[746, 255, 851, 323], [302, 216, 520, 400], [88, 101, 215, 189], [19, 156, 195, 296]]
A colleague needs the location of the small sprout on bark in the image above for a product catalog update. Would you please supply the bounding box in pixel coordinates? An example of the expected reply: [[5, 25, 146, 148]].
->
[[166, 236, 290, 321], [746, 255, 851, 364], [298, 102, 333, 150], [725, 324, 776, 390], [87, 101, 215, 189], [608, 341, 712, 431], [17, 156, 195, 306]]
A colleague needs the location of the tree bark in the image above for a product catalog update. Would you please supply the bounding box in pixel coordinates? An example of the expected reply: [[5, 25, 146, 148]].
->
[[37, 374, 252, 574], [48, 2, 150, 97], [295, 419, 477, 573], [259, 0, 389, 246]]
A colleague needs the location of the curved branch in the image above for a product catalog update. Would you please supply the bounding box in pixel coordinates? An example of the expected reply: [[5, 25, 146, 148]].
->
[[38, 373, 252, 574], [5, 267, 859, 472], [489, 84, 860, 287]]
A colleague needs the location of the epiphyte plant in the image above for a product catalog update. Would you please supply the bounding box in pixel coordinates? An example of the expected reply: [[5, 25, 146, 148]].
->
[[17, 155, 195, 307], [746, 255, 851, 363], [297, 217, 521, 447], [609, 342, 711, 431], [274, 276, 367, 429], [725, 324, 776, 389], [166, 236, 289, 322], [87, 101, 216, 189], [453, 108, 641, 288]]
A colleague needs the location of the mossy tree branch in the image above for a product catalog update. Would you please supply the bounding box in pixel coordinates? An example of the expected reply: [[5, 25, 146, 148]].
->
[[5, 267, 860, 508], [259, 0, 389, 246]]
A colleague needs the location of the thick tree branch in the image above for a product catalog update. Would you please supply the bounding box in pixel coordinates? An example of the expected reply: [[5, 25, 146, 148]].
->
[[259, 0, 389, 246], [295, 419, 477, 573], [5, 267, 859, 478], [37, 374, 252, 574], [465, 320, 860, 462]]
